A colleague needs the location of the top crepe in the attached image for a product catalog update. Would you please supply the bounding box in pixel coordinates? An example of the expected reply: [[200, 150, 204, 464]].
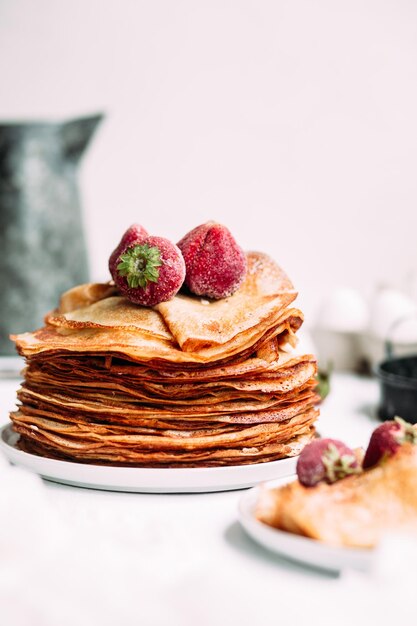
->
[[13, 251, 302, 364]]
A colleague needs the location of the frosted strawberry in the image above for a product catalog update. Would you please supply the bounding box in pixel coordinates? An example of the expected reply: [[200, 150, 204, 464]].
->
[[296, 438, 360, 487], [363, 417, 417, 469], [177, 221, 247, 299], [109, 224, 148, 280], [113, 236, 185, 306]]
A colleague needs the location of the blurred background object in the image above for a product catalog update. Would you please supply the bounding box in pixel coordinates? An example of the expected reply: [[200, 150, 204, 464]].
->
[[375, 311, 417, 422], [312, 287, 368, 372], [312, 286, 417, 373], [0, 114, 102, 355], [360, 288, 417, 369]]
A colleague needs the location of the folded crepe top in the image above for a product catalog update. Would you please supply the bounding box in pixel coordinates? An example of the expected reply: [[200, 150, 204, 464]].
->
[[13, 252, 302, 364]]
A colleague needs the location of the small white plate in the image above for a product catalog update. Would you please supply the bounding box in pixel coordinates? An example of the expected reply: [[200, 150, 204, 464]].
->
[[239, 479, 375, 572], [0, 424, 297, 493]]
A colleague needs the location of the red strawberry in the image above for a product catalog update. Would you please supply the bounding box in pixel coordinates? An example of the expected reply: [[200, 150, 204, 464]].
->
[[296, 438, 360, 487], [113, 236, 185, 306], [363, 417, 417, 469], [177, 221, 247, 299], [109, 224, 148, 280]]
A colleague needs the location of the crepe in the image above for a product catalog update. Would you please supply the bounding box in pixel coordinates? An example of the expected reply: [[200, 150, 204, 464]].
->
[[12, 410, 317, 467], [256, 443, 417, 548], [12, 311, 302, 364], [15, 251, 301, 363], [9, 250, 319, 467], [155, 251, 297, 351], [48, 296, 173, 340]]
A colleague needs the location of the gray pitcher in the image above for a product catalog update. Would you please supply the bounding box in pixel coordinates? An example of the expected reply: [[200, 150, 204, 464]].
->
[[0, 114, 103, 355]]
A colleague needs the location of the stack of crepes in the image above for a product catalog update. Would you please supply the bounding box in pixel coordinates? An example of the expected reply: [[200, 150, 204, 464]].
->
[[10, 252, 319, 467]]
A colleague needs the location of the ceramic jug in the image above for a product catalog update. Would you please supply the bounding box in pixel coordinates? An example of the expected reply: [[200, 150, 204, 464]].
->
[[0, 114, 103, 355]]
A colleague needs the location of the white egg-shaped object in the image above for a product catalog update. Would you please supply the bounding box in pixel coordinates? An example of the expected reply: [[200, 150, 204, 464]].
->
[[315, 287, 369, 332], [369, 288, 417, 340]]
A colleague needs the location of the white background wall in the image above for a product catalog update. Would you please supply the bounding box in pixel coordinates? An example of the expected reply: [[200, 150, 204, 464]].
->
[[1, 0, 417, 323]]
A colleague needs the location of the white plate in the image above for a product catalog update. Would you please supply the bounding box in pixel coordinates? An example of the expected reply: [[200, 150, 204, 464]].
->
[[239, 479, 375, 572], [0, 424, 297, 493]]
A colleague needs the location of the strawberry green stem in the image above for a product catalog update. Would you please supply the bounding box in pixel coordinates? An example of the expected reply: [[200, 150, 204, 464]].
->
[[117, 244, 162, 289], [322, 443, 360, 483], [394, 416, 417, 445]]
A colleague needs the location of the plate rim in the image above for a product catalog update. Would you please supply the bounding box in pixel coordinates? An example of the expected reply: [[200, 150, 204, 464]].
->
[[0, 423, 298, 493], [238, 479, 375, 572]]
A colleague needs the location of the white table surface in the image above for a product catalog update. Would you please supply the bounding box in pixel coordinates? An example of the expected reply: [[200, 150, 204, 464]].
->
[[0, 373, 415, 626]]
